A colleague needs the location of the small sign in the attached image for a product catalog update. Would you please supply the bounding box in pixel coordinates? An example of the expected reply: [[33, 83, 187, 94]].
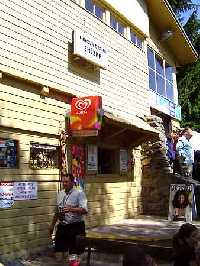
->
[[73, 30, 108, 69], [0, 181, 14, 208], [71, 129, 99, 137], [14, 182, 38, 200], [87, 145, 98, 171], [120, 149, 128, 172], [168, 184, 193, 222]]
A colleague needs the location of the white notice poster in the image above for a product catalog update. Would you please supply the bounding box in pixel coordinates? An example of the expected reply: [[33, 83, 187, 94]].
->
[[87, 145, 98, 171], [120, 149, 128, 172], [0, 182, 14, 208], [14, 182, 38, 200]]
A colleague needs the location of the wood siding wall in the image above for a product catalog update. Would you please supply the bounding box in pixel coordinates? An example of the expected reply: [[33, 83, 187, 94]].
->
[[0, 0, 172, 258], [0, 0, 150, 122]]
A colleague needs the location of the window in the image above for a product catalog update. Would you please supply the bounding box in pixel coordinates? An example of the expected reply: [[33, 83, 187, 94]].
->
[[0, 138, 18, 168], [98, 147, 118, 174], [29, 142, 59, 169], [87, 145, 126, 175], [130, 31, 143, 49], [85, 0, 104, 20], [110, 15, 125, 36], [147, 47, 174, 102]]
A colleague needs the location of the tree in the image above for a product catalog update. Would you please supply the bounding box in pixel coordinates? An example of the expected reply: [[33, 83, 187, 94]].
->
[[168, 0, 194, 14], [168, 0, 200, 131]]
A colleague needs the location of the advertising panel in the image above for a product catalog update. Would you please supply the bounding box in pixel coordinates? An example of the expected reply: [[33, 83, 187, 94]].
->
[[70, 96, 102, 132], [168, 184, 193, 222]]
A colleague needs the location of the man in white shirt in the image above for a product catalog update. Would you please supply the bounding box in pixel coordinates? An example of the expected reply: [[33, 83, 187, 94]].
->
[[49, 173, 88, 262]]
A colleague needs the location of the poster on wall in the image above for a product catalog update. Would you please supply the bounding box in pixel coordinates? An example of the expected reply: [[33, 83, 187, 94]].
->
[[29, 142, 59, 169], [87, 145, 98, 171], [72, 144, 85, 190], [120, 149, 128, 172], [0, 182, 14, 208], [14, 182, 38, 201], [168, 184, 193, 222], [0, 139, 17, 168]]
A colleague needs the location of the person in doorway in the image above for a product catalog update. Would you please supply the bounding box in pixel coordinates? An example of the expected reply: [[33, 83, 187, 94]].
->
[[49, 173, 88, 262], [173, 223, 200, 266], [176, 127, 193, 177]]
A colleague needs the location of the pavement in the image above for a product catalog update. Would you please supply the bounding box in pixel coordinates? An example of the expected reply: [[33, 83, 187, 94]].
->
[[2, 215, 200, 265]]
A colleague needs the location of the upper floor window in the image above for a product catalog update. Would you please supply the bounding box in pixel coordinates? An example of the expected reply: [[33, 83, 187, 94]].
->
[[85, 0, 104, 20], [147, 47, 174, 102], [110, 15, 125, 36], [130, 31, 143, 49]]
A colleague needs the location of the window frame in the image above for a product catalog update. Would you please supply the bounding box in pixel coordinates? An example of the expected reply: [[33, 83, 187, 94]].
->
[[110, 14, 125, 36], [85, 0, 104, 21], [147, 46, 175, 102], [130, 30, 143, 49]]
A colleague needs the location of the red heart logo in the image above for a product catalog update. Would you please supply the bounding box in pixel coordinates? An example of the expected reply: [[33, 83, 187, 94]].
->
[[75, 99, 91, 111]]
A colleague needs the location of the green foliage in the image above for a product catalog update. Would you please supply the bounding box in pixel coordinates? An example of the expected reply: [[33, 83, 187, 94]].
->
[[167, 0, 200, 131]]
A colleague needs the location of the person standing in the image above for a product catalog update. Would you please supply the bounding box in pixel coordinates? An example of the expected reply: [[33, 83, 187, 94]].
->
[[49, 173, 88, 262], [173, 223, 200, 266], [176, 128, 193, 177]]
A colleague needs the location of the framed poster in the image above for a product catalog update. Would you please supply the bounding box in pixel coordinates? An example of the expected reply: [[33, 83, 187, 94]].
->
[[120, 149, 128, 172], [168, 184, 193, 222], [29, 142, 59, 169], [0, 139, 17, 168], [72, 144, 85, 178], [87, 145, 98, 172]]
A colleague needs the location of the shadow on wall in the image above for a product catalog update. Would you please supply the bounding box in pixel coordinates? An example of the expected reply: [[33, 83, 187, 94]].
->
[[0, 126, 59, 258], [85, 177, 136, 228], [68, 42, 101, 85]]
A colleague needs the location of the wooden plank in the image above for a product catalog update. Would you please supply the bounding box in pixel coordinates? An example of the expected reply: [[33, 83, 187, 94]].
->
[[0, 213, 53, 227], [0, 99, 64, 121], [0, 230, 48, 246], [0, 129, 59, 145], [0, 115, 64, 135], [0, 206, 55, 219], [0, 85, 68, 113], [0, 222, 49, 237]]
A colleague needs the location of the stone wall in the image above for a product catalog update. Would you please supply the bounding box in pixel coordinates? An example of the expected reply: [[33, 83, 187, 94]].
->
[[140, 115, 177, 215]]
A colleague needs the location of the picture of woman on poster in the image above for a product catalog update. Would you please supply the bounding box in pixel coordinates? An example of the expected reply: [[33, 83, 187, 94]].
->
[[172, 190, 192, 221]]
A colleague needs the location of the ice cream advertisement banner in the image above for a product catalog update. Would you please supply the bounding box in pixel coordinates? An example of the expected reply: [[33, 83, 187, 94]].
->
[[168, 184, 193, 222], [70, 96, 103, 131]]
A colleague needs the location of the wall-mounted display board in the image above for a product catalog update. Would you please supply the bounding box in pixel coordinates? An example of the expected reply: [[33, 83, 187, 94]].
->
[[29, 142, 59, 169], [0, 139, 17, 168]]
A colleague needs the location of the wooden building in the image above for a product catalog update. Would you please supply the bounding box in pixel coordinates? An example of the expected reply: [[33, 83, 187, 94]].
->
[[0, 0, 197, 258]]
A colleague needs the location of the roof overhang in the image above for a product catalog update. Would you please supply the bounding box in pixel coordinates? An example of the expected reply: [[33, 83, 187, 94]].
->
[[146, 0, 198, 65], [100, 112, 159, 147]]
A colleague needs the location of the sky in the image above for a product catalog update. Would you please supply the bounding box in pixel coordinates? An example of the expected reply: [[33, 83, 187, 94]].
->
[[182, 0, 200, 24]]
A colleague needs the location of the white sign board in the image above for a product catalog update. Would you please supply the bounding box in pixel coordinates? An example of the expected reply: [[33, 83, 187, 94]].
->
[[120, 149, 128, 172], [73, 30, 108, 69], [14, 182, 38, 200], [87, 145, 98, 171], [0, 182, 14, 208]]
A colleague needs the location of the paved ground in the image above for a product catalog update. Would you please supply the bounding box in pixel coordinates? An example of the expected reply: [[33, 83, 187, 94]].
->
[[87, 215, 200, 242], [2, 216, 200, 265]]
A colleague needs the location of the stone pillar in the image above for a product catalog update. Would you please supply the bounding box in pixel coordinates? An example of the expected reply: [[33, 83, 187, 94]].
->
[[140, 115, 176, 215]]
